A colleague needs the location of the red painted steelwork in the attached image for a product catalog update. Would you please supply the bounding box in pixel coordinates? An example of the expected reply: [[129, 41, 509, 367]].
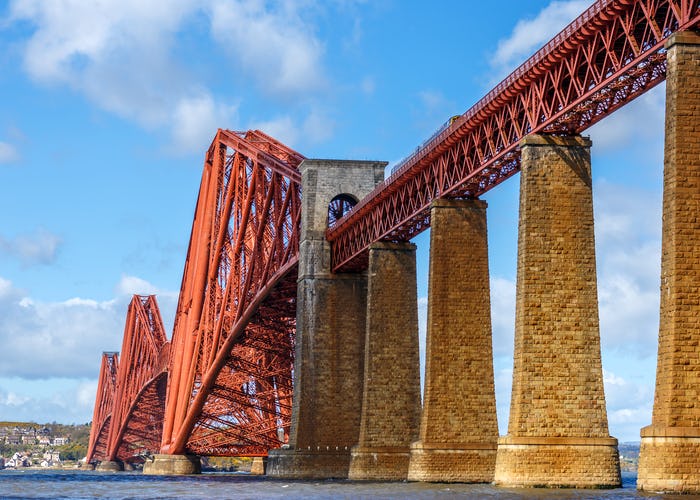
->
[[89, 0, 700, 461], [160, 129, 303, 456], [86, 352, 118, 464], [327, 0, 700, 272], [103, 295, 168, 463]]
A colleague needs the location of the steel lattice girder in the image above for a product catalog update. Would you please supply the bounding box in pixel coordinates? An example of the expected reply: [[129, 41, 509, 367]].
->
[[161, 129, 303, 456], [327, 0, 700, 272], [105, 295, 168, 463], [114, 372, 168, 462], [86, 352, 119, 463]]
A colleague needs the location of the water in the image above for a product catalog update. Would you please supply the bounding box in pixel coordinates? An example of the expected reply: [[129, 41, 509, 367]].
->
[[0, 470, 678, 499]]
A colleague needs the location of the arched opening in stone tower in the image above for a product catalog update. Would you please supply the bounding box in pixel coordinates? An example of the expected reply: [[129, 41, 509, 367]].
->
[[327, 193, 358, 227]]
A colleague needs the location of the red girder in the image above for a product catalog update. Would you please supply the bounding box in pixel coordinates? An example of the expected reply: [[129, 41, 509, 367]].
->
[[161, 130, 302, 456], [101, 295, 168, 463], [90, 0, 700, 461], [113, 372, 168, 462], [86, 352, 118, 463], [327, 0, 700, 272]]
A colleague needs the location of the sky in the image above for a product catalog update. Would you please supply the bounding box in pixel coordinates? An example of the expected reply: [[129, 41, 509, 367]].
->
[[0, 0, 666, 443]]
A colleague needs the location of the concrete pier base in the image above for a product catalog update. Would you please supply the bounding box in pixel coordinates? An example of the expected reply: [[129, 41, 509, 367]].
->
[[349, 447, 412, 481], [408, 442, 497, 483], [142, 454, 201, 475], [95, 460, 122, 472], [249, 457, 267, 475], [639, 428, 700, 492], [495, 437, 620, 488], [267, 448, 352, 479]]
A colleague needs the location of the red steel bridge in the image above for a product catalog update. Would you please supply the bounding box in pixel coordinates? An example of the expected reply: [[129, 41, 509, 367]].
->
[[87, 0, 700, 465]]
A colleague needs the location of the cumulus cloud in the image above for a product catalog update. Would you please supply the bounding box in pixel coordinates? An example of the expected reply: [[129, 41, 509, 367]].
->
[[6, 0, 302, 153], [603, 369, 654, 441], [594, 181, 662, 355], [171, 93, 239, 153], [209, 0, 327, 97], [250, 108, 335, 148], [491, 277, 516, 358], [115, 275, 161, 297], [490, 0, 593, 80], [0, 273, 179, 423], [0, 141, 19, 164], [0, 378, 98, 425], [588, 84, 665, 154], [0, 228, 62, 266], [8, 0, 199, 123], [0, 275, 177, 381]]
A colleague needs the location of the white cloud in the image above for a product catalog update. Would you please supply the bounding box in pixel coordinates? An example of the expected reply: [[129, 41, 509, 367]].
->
[[76, 379, 99, 409], [251, 116, 299, 147], [594, 181, 662, 356], [0, 277, 18, 300], [0, 228, 62, 266], [8, 0, 332, 153], [495, 367, 513, 436], [491, 278, 516, 435], [417, 296, 428, 395], [490, 1, 593, 80], [209, 0, 327, 97], [0, 275, 178, 381], [115, 275, 160, 297], [588, 84, 665, 154], [490, 277, 516, 357], [171, 93, 239, 153], [7, 0, 240, 154], [0, 377, 98, 425], [602, 369, 654, 441], [9, 0, 198, 122], [0, 141, 19, 164], [250, 108, 335, 148]]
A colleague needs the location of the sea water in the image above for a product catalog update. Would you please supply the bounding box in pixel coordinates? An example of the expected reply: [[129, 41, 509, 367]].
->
[[0, 470, 668, 499]]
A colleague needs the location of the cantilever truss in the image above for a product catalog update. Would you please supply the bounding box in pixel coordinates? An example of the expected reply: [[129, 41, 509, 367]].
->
[[88, 0, 700, 461], [328, 0, 700, 271], [161, 129, 303, 456], [86, 296, 168, 464], [107, 295, 169, 463], [86, 352, 118, 463]]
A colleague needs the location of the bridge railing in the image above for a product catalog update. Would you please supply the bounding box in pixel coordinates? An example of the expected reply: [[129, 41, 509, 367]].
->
[[327, 0, 700, 272]]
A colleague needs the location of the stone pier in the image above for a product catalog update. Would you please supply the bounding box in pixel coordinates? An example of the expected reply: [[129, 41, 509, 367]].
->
[[493, 134, 620, 488], [250, 457, 266, 475], [407, 199, 499, 483], [349, 242, 421, 481], [637, 31, 700, 494], [142, 454, 201, 475], [95, 460, 122, 472], [267, 159, 386, 479]]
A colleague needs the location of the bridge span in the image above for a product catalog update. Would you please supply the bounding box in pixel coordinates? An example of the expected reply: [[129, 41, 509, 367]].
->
[[87, 0, 700, 492]]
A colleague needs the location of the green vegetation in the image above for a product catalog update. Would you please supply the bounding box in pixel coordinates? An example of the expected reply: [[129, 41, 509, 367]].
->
[[0, 421, 92, 463]]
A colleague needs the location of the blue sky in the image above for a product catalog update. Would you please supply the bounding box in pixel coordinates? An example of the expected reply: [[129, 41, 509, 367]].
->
[[0, 0, 665, 443]]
